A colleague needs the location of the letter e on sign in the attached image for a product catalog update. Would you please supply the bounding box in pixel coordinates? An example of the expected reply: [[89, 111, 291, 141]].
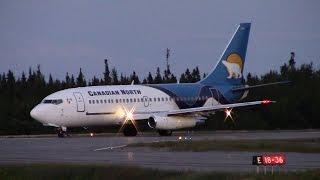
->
[[252, 156, 263, 166]]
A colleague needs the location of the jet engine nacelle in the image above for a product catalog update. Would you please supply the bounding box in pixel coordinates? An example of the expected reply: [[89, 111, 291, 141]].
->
[[148, 115, 202, 130]]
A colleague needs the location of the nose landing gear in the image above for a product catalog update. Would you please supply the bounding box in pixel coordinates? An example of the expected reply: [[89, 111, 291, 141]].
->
[[123, 123, 138, 136], [57, 126, 68, 138]]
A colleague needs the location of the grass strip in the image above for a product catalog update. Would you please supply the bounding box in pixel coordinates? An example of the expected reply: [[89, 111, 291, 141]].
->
[[0, 164, 319, 180]]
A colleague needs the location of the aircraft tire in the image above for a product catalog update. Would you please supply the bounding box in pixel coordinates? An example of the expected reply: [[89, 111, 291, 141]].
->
[[123, 124, 137, 136], [57, 127, 68, 138], [158, 130, 172, 136], [57, 131, 65, 138]]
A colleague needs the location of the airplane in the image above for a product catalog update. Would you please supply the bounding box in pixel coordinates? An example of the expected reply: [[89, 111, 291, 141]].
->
[[30, 23, 287, 137]]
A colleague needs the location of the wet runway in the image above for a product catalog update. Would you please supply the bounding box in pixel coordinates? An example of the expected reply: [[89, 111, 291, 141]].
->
[[1, 130, 320, 172]]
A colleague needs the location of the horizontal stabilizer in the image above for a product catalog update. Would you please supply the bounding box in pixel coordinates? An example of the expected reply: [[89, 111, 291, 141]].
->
[[232, 81, 291, 92]]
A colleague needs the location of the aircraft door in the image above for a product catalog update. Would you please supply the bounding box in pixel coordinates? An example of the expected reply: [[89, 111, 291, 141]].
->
[[143, 96, 149, 107], [73, 92, 85, 112]]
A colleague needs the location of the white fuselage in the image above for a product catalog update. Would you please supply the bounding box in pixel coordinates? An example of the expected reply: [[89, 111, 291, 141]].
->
[[30, 85, 216, 128]]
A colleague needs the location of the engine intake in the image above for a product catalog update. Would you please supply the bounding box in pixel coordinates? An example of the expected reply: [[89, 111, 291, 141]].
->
[[148, 117, 157, 129]]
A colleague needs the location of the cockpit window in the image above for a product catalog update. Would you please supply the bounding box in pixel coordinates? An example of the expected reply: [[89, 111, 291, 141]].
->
[[42, 99, 63, 105]]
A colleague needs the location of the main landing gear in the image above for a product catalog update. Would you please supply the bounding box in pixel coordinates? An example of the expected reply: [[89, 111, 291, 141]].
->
[[158, 130, 172, 136], [123, 123, 137, 136], [57, 126, 68, 138]]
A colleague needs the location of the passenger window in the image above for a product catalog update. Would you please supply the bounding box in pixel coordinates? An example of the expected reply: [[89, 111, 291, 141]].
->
[[119, 99, 122, 103], [161, 97, 164, 101], [149, 98, 152, 102], [133, 98, 136, 102], [158, 97, 160, 101], [154, 97, 156, 101], [108, 99, 110, 103], [141, 98, 144, 102], [96, 100, 99, 104], [89, 100, 91, 104], [104, 99, 107, 103], [165, 97, 168, 101], [111, 99, 114, 103], [92, 100, 95, 104], [123, 99, 125, 103], [100, 100, 103, 103], [137, 98, 140, 102], [116, 99, 118, 103]]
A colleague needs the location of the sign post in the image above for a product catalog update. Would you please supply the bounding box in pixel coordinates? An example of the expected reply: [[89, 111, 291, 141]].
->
[[252, 154, 286, 174]]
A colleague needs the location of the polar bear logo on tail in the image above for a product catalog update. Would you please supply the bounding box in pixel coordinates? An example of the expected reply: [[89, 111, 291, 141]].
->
[[222, 60, 242, 78], [222, 53, 243, 79]]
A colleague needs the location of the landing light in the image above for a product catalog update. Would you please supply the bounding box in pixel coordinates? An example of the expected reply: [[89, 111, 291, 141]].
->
[[117, 105, 140, 135], [224, 108, 234, 123], [225, 109, 232, 117], [116, 108, 126, 118], [90, 133, 94, 137], [126, 111, 133, 120]]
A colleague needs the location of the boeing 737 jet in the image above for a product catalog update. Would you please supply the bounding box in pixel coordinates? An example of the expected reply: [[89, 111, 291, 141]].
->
[[30, 23, 285, 137]]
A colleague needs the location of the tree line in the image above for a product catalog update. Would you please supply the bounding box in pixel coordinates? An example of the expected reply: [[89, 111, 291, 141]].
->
[[0, 54, 319, 135]]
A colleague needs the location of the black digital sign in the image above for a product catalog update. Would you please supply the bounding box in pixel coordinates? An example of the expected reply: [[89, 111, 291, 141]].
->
[[252, 154, 286, 166]]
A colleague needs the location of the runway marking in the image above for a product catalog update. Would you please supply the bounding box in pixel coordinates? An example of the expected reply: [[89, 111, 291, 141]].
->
[[93, 145, 127, 151]]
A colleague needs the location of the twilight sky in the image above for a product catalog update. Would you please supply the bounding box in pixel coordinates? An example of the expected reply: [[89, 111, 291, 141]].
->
[[1, 0, 319, 80]]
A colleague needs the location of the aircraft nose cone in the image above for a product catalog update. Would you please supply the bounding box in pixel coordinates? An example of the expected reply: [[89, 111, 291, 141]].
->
[[30, 104, 60, 126], [30, 105, 45, 123], [30, 106, 39, 120]]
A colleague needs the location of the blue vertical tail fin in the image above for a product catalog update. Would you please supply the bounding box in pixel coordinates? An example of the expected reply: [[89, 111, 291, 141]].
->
[[200, 23, 251, 86]]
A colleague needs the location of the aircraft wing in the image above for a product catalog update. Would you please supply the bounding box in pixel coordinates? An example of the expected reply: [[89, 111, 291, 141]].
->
[[166, 100, 275, 116], [232, 81, 291, 92]]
